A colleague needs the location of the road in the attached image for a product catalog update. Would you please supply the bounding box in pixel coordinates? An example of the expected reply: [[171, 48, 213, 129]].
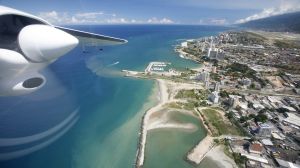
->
[[223, 87, 300, 99]]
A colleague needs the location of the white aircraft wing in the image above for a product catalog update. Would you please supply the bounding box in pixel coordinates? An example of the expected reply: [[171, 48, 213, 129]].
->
[[55, 26, 127, 46]]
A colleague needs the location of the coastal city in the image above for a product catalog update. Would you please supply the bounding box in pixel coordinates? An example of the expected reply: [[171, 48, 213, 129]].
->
[[124, 31, 300, 168]]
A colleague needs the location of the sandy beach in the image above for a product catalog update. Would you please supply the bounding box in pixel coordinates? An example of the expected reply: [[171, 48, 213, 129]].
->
[[135, 77, 236, 168], [206, 145, 238, 168], [135, 79, 204, 167], [187, 135, 214, 164], [135, 79, 168, 167]]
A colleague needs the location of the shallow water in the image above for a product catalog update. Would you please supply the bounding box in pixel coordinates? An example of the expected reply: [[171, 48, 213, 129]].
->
[[0, 25, 229, 168], [144, 111, 207, 168]]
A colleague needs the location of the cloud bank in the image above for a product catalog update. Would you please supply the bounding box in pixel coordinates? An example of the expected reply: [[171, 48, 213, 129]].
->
[[38, 11, 174, 25], [236, 0, 300, 23]]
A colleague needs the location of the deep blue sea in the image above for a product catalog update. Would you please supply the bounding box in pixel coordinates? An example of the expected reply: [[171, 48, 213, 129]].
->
[[0, 25, 229, 168]]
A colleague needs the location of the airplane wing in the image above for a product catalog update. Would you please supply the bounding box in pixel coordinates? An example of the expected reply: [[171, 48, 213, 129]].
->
[[55, 26, 127, 46]]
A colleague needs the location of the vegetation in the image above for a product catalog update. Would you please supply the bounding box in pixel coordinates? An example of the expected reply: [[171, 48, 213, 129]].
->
[[249, 83, 256, 89], [223, 142, 234, 160], [234, 111, 268, 124], [239, 116, 248, 123], [183, 101, 198, 110], [201, 108, 242, 136], [229, 31, 267, 45], [175, 89, 208, 100], [225, 112, 251, 137], [232, 152, 248, 166], [213, 139, 220, 144], [226, 62, 256, 78], [223, 138, 247, 168], [210, 73, 221, 81], [225, 111, 234, 119], [210, 106, 224, 111], [277, 107, 289, 113], [240, 11, 300, 33], [219, 90, 229, 98], [254, 113, 268, 123], [165, 101, 202, 111], [165, 102, 182, 109], [274, 40, 300, 49], [254, 77, 267, 88]]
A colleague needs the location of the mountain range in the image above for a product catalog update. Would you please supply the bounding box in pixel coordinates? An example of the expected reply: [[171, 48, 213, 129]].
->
[[239, 11, 300, 33]]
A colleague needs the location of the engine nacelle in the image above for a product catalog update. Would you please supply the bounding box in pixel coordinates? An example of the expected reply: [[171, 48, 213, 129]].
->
[[18, 25, 79, 63], [0, 49, 46, 96], [0, 72, 46, 96], [0, 49, 29, 76]]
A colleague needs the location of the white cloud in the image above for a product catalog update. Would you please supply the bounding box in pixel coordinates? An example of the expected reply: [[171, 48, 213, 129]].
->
[[38, 11, 175, 25], [160, 0, 283, 10], [199, 18, 228, 25], [147, 17, 174, 24], [75, 12, 104, 19], [38, 11, 64, 24], [106, 18, 129, 24], [236, 0, 300, 23]]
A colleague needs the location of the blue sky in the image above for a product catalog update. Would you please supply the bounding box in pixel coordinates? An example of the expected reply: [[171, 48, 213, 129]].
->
[[1, 0, 300, 25]]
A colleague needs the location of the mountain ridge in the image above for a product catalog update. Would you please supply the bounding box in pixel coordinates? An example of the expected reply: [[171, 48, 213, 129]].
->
[[239, 11, 300, 33]]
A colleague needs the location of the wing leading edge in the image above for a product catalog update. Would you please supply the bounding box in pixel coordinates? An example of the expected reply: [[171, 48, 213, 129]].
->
[[55, 26, 128, 46]]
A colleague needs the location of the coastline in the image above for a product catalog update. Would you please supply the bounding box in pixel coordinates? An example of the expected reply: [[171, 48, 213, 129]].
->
[[186, 136, 214, 165], [132, 67, 238, 167], [135, 79, 168, 168], [205, 145, 238, 168], [185, 108, 214, 165], [135, 78, 210, 167]]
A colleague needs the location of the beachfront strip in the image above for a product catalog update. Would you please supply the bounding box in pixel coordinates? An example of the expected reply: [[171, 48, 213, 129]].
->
[[127, 30, 300, 168]]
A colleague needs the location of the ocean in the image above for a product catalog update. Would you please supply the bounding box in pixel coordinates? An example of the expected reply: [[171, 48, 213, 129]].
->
[[0, 25, 229, 168]]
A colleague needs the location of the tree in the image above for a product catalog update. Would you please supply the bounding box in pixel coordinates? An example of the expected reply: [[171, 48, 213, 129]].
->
[[255, 114, 268, 123], [277, 107, 288, 113], [248, 114, 256, 119], [214, 139, 220, 144], [232, 152, 248, 165], [225, 111, 234, 119], [220, 90, 229, 98], [250, 83, 256, 89], [248, 102, 254, 108], [239, 116, 248, 123], [259, 108, 267, 113]]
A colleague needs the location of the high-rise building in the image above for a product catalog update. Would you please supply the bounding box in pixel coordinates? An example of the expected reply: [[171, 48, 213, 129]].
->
[[209, 91, 219, 104], [258, 123, 274, 138], [204, 72, 210, 82], [205, 81, 209, 88], [214, 82, 220, 92]]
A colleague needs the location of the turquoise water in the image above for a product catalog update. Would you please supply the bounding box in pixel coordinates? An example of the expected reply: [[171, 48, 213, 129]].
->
[[0, 25, 229, 168], [144, 111, 207, 168]]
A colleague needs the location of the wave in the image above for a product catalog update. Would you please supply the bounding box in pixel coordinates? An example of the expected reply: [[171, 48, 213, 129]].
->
[[175, 39, 188, 42], [107, 61, 120, 67]]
